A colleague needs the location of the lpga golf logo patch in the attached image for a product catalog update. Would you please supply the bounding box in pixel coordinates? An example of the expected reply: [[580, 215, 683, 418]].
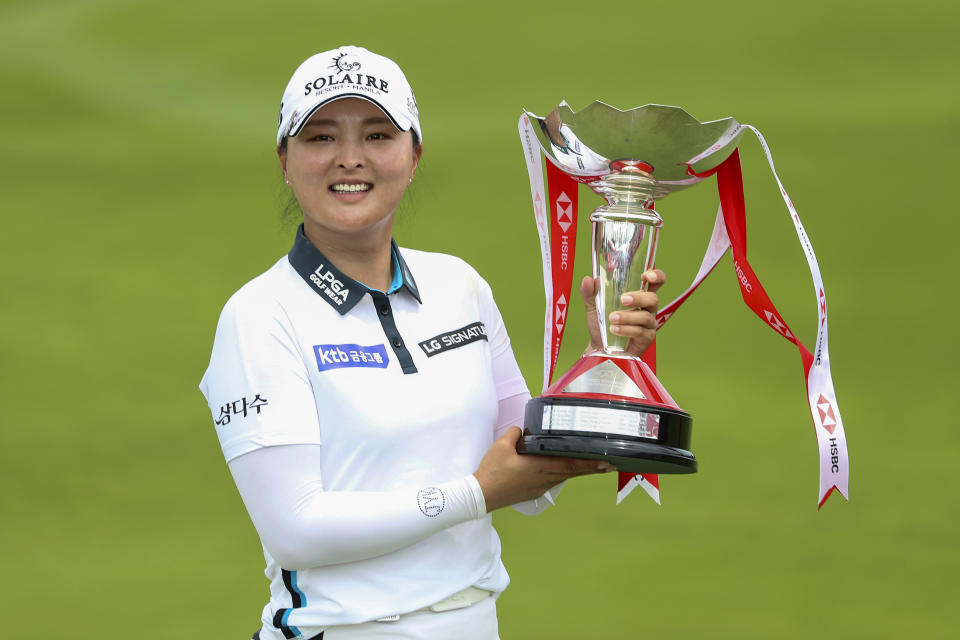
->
[[314, 344, 389, 371]]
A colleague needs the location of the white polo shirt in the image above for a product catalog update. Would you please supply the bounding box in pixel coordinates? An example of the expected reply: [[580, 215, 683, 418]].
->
[[199, 226, 528, 634]]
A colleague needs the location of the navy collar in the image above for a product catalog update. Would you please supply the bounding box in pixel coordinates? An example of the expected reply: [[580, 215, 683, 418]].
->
[[287, 224, 421, 315]]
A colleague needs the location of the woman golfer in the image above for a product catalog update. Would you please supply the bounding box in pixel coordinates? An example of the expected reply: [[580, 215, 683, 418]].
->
[[200, 45, 665, 640]]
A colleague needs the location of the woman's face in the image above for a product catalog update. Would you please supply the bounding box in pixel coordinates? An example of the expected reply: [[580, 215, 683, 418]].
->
[[279, 97, 421, 243]]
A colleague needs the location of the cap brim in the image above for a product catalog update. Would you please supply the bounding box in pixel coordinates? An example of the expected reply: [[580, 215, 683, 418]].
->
[[287, 94, 411, 140]]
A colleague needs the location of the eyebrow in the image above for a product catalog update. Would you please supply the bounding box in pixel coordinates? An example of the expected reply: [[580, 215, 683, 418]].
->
[[302, 117, 393, 128]]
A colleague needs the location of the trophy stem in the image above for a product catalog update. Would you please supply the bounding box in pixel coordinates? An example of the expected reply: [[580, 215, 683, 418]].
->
[[590, 172, 663, 353]]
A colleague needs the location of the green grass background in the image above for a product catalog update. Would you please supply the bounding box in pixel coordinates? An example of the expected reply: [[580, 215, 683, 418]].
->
[[1, 0, 957, 637]]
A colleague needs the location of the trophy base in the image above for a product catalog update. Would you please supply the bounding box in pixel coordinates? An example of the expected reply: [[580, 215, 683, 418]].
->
[[520, 395, 697, 474], [517, 435, 697, 474]]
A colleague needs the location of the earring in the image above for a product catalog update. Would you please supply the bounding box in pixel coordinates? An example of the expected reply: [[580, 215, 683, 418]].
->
[[285, 178, 291, 185], [409, 177, 414, 184]]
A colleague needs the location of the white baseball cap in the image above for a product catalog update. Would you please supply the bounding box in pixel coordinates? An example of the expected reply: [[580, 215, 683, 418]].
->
[[277, 45, 422, 146]]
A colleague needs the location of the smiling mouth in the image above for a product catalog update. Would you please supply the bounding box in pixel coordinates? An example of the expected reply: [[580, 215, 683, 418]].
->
[[330, 183, 372, 193]]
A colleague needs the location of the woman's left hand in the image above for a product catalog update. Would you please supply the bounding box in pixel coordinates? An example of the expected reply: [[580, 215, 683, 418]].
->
[[579, 269, 666, 358]]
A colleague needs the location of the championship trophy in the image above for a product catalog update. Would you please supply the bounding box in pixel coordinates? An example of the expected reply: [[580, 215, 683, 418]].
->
[[516, 101, 745, 474]]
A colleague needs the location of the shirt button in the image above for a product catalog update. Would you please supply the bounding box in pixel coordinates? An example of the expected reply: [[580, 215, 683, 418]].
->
[[393, 337, 403, 348], [379, 305, 390, 316]]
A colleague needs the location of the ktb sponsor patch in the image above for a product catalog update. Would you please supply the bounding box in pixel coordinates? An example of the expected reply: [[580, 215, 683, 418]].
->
[[419, 321, 487, 357], [314, 344, 389, 371]]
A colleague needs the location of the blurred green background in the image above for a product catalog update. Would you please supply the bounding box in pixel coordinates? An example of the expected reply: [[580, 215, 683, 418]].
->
[[1, 0, 957, 637]]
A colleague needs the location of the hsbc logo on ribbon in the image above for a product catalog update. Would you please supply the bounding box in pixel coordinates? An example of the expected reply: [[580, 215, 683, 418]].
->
[[555, 191, 573, 271], [733, 259, 753, 293], [555, 293, 568, 333], [816, 394, 837, 434], [764, 309, 795, 340], [556, 192, 573, 232]]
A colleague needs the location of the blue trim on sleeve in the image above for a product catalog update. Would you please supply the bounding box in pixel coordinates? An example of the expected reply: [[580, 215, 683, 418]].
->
[[274, 569, 307, 638], [289, 571, 307, 610], [281, 609, 301, 638]]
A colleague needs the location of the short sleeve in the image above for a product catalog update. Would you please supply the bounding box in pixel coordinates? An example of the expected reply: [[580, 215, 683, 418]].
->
[[199, 292, 321, 462], [473, 270, 529, 403]]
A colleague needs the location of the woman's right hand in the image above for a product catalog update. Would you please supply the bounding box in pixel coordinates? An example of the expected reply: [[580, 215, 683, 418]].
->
[[473, 426, 613, 512]]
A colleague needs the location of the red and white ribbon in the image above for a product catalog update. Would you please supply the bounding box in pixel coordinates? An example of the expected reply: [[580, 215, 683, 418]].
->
[[545, 160, 580, 384], [619, 343, 662, 505], [518, 115, 554, 392], [518, 115, 849, 508]]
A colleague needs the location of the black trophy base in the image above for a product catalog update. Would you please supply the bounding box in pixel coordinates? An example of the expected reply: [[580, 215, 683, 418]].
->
[[518, 396, 697, 474]]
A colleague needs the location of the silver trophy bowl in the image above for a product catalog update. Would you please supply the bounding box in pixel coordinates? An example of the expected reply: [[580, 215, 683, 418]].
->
[[527, 101, 744, 351]]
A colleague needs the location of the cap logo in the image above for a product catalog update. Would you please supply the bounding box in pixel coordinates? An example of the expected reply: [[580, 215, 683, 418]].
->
[[331, 52, 361, 74], [407, 94, 419, 119], [302, 71, 389, 97]]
